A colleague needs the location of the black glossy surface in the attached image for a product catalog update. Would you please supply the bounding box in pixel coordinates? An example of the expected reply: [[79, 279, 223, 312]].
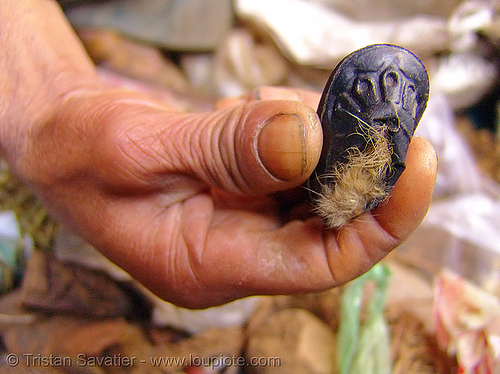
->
[[308, 44, 429, 211]]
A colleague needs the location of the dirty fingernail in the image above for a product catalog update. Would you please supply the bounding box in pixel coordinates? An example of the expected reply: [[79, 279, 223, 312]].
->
[[257, 113, 307, 181]]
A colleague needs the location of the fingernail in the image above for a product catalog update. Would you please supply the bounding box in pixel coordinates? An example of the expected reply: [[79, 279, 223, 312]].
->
[[257, 113, 307, 181]]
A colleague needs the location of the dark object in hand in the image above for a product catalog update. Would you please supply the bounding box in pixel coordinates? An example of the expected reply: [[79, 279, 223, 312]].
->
[[308, 44, 429, 228]]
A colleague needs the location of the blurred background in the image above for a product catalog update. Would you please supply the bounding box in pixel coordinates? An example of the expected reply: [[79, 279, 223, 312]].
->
[[0, 1, 499, 373]]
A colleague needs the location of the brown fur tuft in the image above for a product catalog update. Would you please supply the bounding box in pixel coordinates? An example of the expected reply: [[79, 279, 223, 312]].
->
[[313, 120, 393, 228]]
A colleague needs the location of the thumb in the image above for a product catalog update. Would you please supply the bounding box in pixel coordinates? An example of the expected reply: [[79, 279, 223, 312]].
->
[[48, 91, 322, 197], [154, 100, 323, 195]]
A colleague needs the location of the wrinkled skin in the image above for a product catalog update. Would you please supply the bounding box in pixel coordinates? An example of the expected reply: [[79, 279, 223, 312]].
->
[[0, 0, 437, 308]]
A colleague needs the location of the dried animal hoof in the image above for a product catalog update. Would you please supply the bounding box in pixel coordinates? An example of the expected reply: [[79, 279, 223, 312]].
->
[[308, 44, 429, 228]]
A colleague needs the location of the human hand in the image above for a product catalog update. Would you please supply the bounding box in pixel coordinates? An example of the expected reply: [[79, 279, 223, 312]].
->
[[0, 1, 437, 309], [14, 85, 435, 309]]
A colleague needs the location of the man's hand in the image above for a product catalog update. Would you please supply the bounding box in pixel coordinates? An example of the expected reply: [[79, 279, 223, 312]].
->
[[0, 1, 437, 308]]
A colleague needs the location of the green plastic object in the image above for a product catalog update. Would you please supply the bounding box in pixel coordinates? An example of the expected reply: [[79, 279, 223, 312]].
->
[[337, 263, 392, 374]]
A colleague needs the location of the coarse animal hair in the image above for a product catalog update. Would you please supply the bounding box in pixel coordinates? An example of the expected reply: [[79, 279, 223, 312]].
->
[[312, 116, 393, 228]]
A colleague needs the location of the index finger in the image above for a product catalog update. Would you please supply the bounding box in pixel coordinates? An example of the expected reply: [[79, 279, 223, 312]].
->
[[215, 86, 321, 110], [325, 136, 438, 284]]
